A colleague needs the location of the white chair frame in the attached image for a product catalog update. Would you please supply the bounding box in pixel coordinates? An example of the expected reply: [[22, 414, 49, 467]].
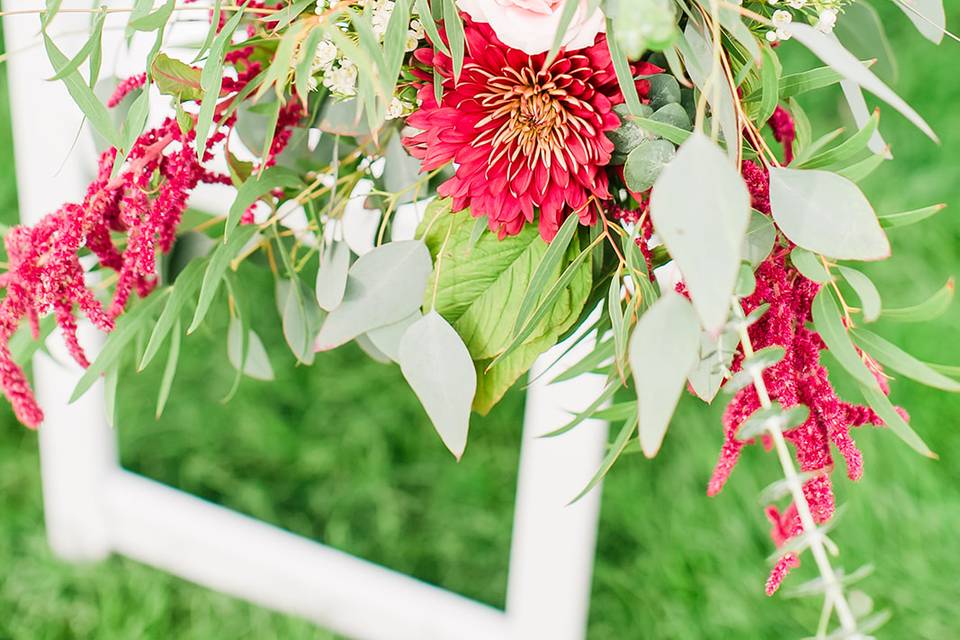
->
[[3, 6, 610, 639]]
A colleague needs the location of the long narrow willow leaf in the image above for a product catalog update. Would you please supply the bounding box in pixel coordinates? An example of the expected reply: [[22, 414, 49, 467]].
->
[[631, 116, 691, 145], [383, 0, 412, 97], [605, 18, 642, 115], [567, 408, 637, 504], [139, 260, 207, 370], [852, 328, 960, 392], [189, 225, 260, 333], [46, 9, 105, 81], [544, 0, 580, 66], [551, 338, 615, 384], [877, 204, 946, 229], [192, 0, 223, 63], [414, 0, 450, 55], [512, 213, 579, 335], [441, 0, 465, 81], [71, 292, 169, 402], [798, 109, 880, 169], [42, 32, 120, 148], [196, 5, 246, 160], [489, 233, 599, 369], [540, 381, 618, 438], [881, 278, 954, 322], [155, 319, 182, 419]]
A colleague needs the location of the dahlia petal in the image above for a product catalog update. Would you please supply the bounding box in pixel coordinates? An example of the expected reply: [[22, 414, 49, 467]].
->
[[403, 16, 620, 237]]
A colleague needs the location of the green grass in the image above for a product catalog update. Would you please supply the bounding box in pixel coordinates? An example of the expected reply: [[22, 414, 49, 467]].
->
[[2, 6, 960, 638]]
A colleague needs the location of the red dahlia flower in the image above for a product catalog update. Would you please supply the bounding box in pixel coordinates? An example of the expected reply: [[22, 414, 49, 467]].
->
[[404, 18, 659, 240]]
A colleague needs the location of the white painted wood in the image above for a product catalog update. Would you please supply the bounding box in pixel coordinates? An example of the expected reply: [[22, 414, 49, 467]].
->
[[4, 2, 116, 563], [508, 328, 609, 640], [104, 470, 510, 640], [3, 4, 610, 637]]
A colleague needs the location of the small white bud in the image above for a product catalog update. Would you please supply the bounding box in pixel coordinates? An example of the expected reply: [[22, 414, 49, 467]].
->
[[772, 9, 793, 28]]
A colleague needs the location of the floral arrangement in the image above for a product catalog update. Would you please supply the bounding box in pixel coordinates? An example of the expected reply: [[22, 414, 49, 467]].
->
[[3, 0, 955, 635]]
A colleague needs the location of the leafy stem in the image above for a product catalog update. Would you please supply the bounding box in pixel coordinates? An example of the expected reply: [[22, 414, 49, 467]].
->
[[731, 298, 861, 638]]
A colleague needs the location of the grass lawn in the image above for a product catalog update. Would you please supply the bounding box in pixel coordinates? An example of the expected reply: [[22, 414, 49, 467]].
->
[[2, 5, 959, 638]]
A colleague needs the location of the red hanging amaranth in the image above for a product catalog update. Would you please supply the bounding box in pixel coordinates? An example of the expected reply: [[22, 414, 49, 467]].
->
[[709, 251, 897, 593], [0, 55, 304, 428]]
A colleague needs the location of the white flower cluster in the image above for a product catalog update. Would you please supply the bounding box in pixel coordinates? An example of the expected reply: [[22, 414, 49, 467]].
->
[[764, 0, 842, 43], [306, 0, 425, 117]]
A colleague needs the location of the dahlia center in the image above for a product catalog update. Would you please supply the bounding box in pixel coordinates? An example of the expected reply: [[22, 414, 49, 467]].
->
[[474, 65, 576, 172]]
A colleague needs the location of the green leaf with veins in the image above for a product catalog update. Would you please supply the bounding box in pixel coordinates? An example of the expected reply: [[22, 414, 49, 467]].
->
[[420, 199, 591, 412]]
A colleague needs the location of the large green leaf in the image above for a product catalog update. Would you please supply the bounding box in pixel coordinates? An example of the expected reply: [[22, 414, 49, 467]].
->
[[473, 333, 555, 414], [421, 200, 591, 359], [421, 200, 591, 411]]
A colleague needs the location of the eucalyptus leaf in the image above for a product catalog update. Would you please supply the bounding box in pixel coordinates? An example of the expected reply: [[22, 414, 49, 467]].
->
[[742, 210, 776, 267], [650, 103, 691, 130], [629, 293, 700, 457], [650, 132, 750, 331], [647, 74, 681, 110], [315, 241, 351, 311], [679, 23, 739, 159], [366, 310, 421, 362], [837, 266, 881, 322], [315, 240, 432, 350], [227, 316, 275, 380], [624, 139, 676, 193], [280, 279, 323, 365], [769, 167, 889, 261], [399, 311, 476, 459], [790, 247, 832, 284], [834, 1, 899, 82], [895, 0, 946, 44], [687, 329, 738, 403]]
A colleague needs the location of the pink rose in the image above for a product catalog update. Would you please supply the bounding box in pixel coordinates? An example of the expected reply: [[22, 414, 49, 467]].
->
[[455, 0, 605, 55]]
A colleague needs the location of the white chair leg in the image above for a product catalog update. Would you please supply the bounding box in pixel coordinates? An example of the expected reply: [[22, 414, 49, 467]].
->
[[3, 1, 118, 562], [507, 329, 609, 640]]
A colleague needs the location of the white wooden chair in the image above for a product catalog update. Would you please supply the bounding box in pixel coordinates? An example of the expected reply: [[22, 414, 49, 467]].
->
[[3, 5, 610, 638]]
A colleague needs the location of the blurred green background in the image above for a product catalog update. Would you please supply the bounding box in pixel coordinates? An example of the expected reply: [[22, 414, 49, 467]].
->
[[2, 5, 959, 639]]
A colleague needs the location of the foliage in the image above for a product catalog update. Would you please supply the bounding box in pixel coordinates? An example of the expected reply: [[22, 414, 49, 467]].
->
[[0, 0, 957, 636]]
